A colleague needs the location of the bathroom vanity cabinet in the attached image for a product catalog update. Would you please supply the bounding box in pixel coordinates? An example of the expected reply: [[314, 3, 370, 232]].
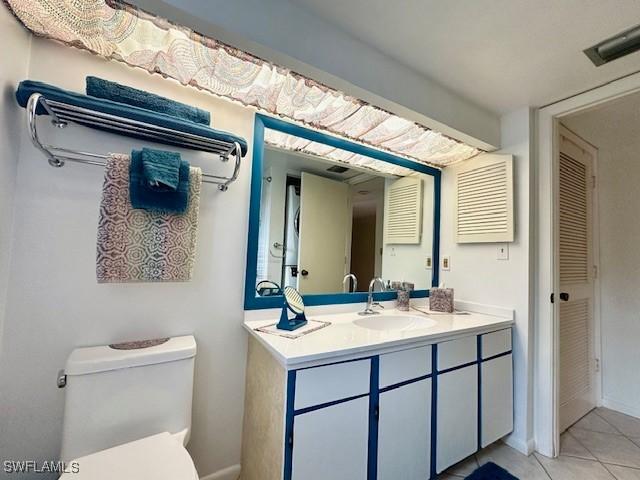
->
[[241, 326, 513, 480]]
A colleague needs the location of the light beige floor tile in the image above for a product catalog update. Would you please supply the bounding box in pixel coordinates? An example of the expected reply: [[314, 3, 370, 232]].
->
[[444, 454, 479, 476], [477, 442, 550, 479], [604, 464, 640, 480], [560, 431, 596, 460], [570, 429, 640, 468], [597, 408, 640, 438], [631, 438, 640, 448], [535, 453, 615, 480], [572, 411, 621, 434]]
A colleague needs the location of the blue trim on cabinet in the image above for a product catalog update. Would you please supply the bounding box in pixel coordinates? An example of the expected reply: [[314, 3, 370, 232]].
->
[[379, 373, 433, 393], [436, 359, 479, 376], [284, 370, 296, 480], [477, 335, 483, 450], [430, 345, 438, 479], [367, 356, 380, 480], [244, 113, 441, 310], [293, 392, 370, 416]]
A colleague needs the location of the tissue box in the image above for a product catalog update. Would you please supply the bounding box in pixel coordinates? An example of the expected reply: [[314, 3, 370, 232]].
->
[[429, 288, 454, 313]]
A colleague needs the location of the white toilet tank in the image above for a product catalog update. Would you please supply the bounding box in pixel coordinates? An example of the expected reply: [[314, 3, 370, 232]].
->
[[60, 335, 196, 461]]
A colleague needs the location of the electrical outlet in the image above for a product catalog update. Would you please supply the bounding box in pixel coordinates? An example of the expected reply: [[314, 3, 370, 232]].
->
[[441, 255, 451, 271], [425, 256, 432, 269], [497, 243, 509, 260]]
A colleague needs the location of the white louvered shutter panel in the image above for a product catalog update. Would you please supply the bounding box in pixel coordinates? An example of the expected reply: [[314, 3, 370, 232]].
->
[[559, 152, 589, 284], [384, 176, 423, 244], [455, 154, 514, 243], [559, 299, 592, 408]]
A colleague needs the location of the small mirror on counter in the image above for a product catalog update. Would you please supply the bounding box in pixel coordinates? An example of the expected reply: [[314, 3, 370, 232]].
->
[[254, 128, 435, 297], [277, 286, 308, 331]]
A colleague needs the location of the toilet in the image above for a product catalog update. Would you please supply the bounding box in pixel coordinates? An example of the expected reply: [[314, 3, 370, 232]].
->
[[58, 335, 198, 479]]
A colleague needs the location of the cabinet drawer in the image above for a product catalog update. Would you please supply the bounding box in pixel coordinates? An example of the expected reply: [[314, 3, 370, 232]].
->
[[379, 346, 432, 388], [438, 336, 477, 371], [481, 328, 512, 359], [294, 359, 370, 410]]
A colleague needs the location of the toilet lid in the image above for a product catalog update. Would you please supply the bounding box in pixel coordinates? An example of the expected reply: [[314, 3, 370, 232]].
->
[[59, 432, 198, 480]]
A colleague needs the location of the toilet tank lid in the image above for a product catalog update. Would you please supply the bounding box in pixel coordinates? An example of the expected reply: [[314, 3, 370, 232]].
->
[[65, 335, 196, 375]]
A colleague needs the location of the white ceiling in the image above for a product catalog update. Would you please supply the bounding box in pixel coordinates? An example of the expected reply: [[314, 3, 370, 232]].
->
[[289, 0, 640, 113], [563, 90, 640, 151]]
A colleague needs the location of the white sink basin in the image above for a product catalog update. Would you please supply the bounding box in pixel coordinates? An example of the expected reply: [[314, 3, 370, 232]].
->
[[353, 314, 437, 331]]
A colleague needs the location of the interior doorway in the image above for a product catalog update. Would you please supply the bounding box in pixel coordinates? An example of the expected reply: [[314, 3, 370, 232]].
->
[[536, 72, 640, 458]]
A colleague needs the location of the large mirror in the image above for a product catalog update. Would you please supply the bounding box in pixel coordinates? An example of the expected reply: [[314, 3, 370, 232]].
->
[[245, 115, 441, 309]]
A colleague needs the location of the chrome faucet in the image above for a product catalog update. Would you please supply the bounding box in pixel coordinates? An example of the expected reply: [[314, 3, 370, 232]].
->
[[343, 273, 357, 293], [359, 277, 385, 315]]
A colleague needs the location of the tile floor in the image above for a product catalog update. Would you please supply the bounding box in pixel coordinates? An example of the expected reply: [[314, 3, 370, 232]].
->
[[441, 407, 640, 479]]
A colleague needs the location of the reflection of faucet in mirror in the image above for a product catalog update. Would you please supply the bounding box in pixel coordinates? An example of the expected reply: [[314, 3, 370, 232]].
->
[[342, 273, 357, 293], [359, 277, 386, 316]]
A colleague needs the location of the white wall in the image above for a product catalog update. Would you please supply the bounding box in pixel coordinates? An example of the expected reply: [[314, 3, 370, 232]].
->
[[0, 5, 31, 355], [596, 145, 640, 417], [0, 38, 253, 479], [440, 108, 534, 453], [381, 175, 435, 290]]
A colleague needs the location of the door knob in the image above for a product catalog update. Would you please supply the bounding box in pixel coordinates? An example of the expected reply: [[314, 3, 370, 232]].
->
[[559, 292, 570, 301], [300, 269, 309, 276]]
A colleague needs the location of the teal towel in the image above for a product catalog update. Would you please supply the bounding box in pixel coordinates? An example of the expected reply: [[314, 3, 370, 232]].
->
[[141, 147, 181, 191], [86, 76, 211, 126], [16, 80, 249, 156], [130, 150, 190, 213]]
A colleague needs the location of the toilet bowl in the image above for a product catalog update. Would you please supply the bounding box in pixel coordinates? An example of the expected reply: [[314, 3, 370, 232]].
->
[[60, 432, 198, 480]]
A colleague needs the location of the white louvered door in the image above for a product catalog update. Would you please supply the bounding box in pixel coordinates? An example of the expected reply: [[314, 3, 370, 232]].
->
[[558, 126, 597, 432]]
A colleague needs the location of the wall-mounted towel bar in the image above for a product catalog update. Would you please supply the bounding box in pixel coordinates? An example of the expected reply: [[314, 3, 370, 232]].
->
[[26, 93, 242, 191]]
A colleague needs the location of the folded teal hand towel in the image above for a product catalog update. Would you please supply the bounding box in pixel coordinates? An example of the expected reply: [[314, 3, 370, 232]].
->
[[141, 147, 181, 191], [130, 150, 190, 213], [87, 76, 211, 126]]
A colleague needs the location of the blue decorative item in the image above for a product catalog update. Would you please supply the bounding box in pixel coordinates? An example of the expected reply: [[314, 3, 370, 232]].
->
[[466, 462, 519, 480], [277, 286, 308, 331]]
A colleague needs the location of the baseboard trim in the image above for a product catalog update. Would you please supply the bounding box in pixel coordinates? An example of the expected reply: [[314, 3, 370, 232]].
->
[[602, 397, 640, 420], [199, 464, 241, 480], [504, 434, 535, 455]]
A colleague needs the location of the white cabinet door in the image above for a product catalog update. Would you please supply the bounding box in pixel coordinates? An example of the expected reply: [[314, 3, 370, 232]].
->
[[378, 378, 431, 480], [481, 354, 513, 447], [436, 364, 478, 473], [291, 396, 369, 480]]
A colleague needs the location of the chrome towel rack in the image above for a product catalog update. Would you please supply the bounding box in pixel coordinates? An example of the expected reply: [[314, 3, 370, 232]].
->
[[26, 93, 242, 191]]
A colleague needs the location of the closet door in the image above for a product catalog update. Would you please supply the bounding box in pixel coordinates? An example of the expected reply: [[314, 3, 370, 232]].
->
[[377, 378, 431, 480], [291, 397, 369, 480], [558, 126, 597, 432]]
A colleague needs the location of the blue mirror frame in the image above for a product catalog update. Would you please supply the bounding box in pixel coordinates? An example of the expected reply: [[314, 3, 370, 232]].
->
[[244, 113, 441, 310]]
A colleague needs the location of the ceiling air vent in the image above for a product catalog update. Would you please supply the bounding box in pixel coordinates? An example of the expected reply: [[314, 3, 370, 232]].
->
[[584, 24, 640, 66], [327, 165, 349, 173]]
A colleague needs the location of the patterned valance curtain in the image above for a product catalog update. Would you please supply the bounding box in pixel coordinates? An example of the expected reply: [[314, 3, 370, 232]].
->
[[4, 0, 481, 167]]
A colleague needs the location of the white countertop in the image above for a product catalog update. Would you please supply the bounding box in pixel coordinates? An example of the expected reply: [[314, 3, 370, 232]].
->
[[244, 301, 514, 369]]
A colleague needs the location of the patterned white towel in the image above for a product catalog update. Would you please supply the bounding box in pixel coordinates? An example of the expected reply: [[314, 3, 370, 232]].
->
[[96, 154, 202, 282]]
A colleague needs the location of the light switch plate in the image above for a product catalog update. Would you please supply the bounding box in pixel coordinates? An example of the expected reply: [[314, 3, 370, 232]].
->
[[497, 243, 509, 260], [441, 255, 451, 271]]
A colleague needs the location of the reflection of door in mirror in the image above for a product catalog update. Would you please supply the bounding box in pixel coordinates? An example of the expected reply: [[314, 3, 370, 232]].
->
[[298, 172, 352, 294], [255, 131, 436, 298]]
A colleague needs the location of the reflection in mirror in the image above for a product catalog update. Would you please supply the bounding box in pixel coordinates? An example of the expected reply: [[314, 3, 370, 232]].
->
[[255, 129, 434, 296]]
